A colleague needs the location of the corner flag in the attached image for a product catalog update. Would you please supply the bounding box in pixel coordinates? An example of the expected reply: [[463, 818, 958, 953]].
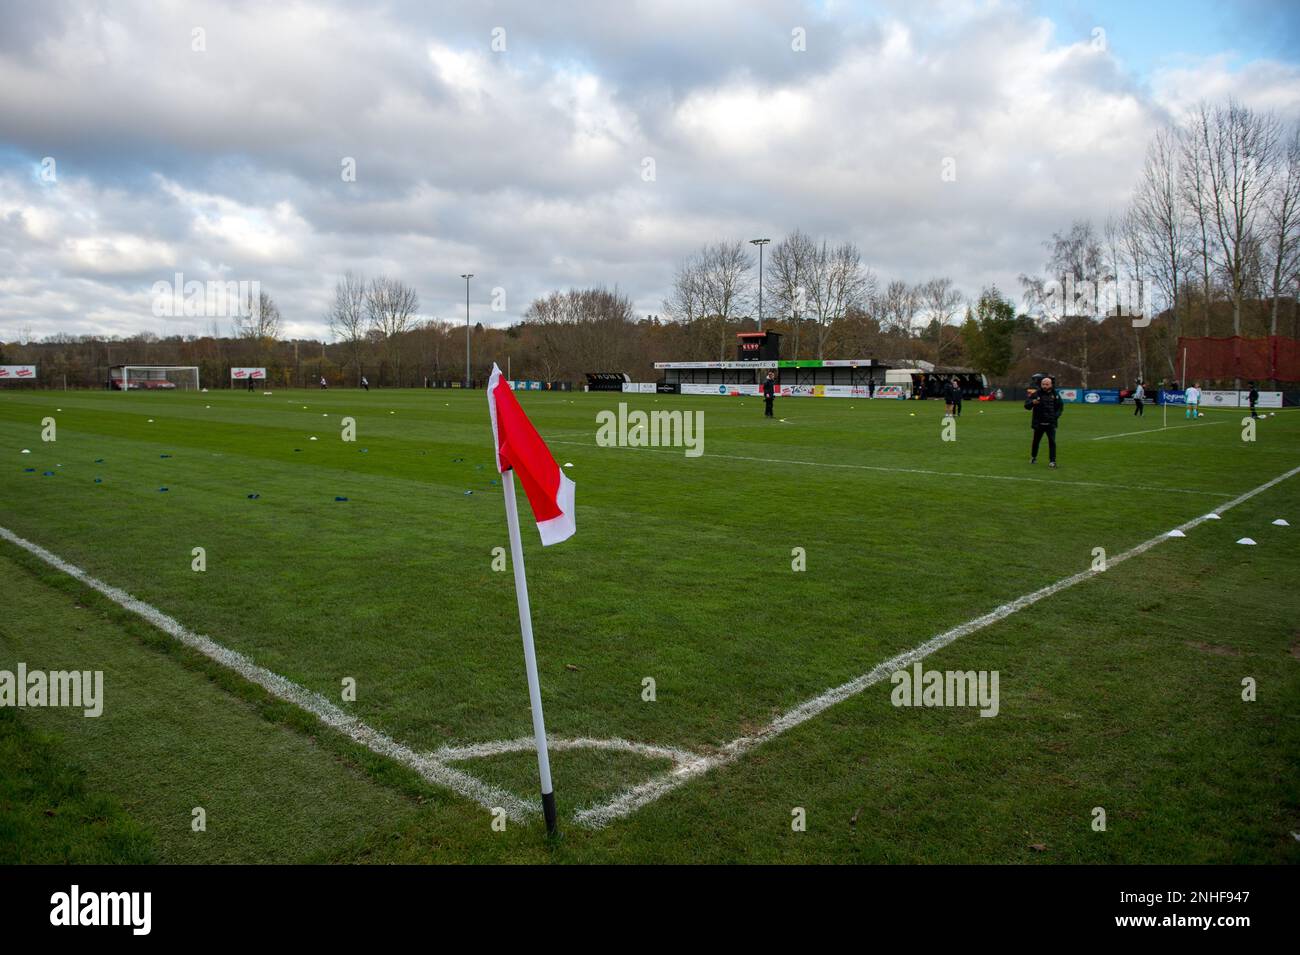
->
[[486, 363, 573, 835], [488, 364, 576, 545]]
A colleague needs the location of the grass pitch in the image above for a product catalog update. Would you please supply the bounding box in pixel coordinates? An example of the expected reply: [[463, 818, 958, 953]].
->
[[1, 387, 1297, 863]]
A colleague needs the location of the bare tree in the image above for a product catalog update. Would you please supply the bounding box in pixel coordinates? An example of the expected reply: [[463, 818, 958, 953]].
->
[[1264, 121, 1300, 337], [804, 240, 873, 358], [663, 254, 705, 325], [1020, 220, 1105, 320], [1180, 108, 1218, 333], [877, 279, 921, 336], [1198, 99, 1279, 344], [686, 241, 753, 359], [525, 287, 636, 379], [235, 289, 281, 342], [918, 277, 963, 362], [327, 270, 368, 384], [365, 275, 419, 385], [1118, 208, 1151, 379], [769, 229, 817, 359], [1133, 126, 1191, 368]]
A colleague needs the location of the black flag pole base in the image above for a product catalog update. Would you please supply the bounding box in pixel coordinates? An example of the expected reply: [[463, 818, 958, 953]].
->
[[541, 791, 559, 837]]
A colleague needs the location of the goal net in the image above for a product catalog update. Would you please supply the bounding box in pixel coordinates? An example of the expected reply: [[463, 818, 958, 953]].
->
[[109, 366, 201, 392]]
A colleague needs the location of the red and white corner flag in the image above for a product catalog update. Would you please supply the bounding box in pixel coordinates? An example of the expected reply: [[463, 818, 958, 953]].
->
[[486, 363, 571, 835], [488, 364, 576, 545]]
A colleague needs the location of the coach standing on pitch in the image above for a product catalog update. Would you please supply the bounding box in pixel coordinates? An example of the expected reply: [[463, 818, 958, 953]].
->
[[1026, 375, 1064, 469], [762, 371, 777, 418]]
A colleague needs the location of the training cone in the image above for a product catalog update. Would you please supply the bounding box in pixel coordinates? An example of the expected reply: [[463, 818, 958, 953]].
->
[[1236, 537, 1256, 545], [1204, 513, 1221, 520], [1272, 519, 1289, 526], [1167, 529, 1186, 538]]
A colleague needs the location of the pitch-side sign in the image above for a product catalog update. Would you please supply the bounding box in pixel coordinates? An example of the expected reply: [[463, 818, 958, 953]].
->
[[1201, 389, 1284, 408], [654, 361, 779, 370], [0, 365, 37, 380], [230, 367, 266, 380], [680, 382, 895, 399], [1201, 389, 1240, 407]]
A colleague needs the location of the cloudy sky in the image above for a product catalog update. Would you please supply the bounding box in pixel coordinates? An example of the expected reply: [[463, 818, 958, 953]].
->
[[1, 0, 1298, 343]]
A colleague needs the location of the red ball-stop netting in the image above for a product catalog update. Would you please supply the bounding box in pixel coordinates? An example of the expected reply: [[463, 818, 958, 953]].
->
[[1177, 336, 1300, 382]]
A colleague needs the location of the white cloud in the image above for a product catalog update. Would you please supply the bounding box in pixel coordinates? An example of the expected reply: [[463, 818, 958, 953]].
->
[[0, 0, 1297, 342]]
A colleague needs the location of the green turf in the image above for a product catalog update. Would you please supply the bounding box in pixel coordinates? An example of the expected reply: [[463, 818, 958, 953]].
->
[[1, 387, 1296, 862], [0, 705, 154, 864]]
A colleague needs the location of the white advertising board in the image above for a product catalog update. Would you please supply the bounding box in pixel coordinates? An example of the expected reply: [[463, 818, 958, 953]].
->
[[1200, 389, 1239, 407]]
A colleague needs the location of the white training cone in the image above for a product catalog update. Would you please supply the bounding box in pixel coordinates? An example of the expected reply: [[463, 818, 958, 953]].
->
[[1205, 513, 1221, 520], [1236, 537, 1256, 545], [1272, 519, 1289, 526], [1167, 529, 1186, 538]]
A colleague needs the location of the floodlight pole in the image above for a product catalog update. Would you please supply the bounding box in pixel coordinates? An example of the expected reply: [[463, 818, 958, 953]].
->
[[462, 273, 474, 388], [750, 238, 770, 333]]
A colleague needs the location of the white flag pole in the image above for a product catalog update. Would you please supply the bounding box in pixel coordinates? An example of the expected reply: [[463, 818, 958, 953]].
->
[[501, 470, 558, 835]]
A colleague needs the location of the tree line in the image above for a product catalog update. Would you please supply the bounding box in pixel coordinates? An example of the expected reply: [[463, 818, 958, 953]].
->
[[4, 96, 1296, 391]]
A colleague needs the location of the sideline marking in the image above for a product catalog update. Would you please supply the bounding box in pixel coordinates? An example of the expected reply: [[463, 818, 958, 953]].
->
[[0, 526, 539, 822], [1092, 421, 1226, 441], [6, 462, 1296, 829], [573, 463, 1300, 827]]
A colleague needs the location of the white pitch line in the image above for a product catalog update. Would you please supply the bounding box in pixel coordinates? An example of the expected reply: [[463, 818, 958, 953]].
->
[[573, 463, 1300, 827], [546, 439, 1231, 499], [0, 526, 536, 824], [437, 735, 695, 765], [9, 462, 1296, 831], [1091, 421, 1226, 441]]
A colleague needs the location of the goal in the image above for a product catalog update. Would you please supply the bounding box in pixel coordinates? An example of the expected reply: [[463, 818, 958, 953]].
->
[[108, 365, 200, 392]]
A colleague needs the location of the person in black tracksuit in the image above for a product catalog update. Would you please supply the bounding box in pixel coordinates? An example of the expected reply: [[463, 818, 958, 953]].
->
[[1026, 376, 1064, 468], [1248, 382, 1260, 418], [762, 372, 776, 418], [951, 378, 963, 417]]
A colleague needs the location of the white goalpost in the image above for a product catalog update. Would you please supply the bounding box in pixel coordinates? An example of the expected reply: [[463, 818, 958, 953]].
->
[[109, 365, 201, 392]]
